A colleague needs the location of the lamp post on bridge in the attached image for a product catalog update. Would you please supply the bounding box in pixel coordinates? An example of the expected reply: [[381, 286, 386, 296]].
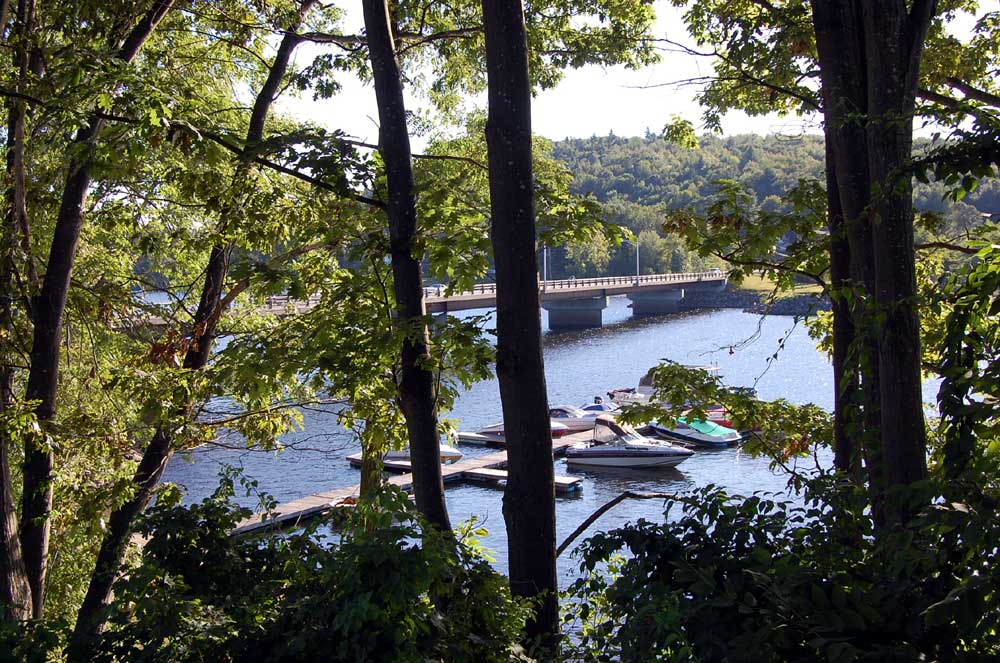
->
[[541, 244, 548, 292]]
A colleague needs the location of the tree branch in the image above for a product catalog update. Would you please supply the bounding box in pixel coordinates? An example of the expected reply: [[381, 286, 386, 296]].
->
[[218, 240, 332, 312], [557, 491, 679, 557], [347, 139, 488, 172], [396, 25, 482, 54], [945, 77, 1000, 109], [297, 31, 365, 47], [914, 241, 978, 255]]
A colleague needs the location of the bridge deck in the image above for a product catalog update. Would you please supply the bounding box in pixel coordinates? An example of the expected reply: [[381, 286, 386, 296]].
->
[[140, 272, 725, 329], [231, 430, 589, 536]]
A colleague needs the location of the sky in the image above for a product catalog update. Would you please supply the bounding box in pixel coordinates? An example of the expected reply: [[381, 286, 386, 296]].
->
[[279, 1, 822, 147]]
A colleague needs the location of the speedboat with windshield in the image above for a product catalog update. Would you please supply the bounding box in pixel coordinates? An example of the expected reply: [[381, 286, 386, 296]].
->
[[565, 416, 693, 468]]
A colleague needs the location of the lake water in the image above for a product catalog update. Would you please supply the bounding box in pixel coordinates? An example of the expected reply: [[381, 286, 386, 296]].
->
[[164, 298, 850, 583]]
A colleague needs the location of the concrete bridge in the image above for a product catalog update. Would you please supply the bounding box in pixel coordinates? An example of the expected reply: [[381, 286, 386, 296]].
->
[[261, 271, 727, 331]]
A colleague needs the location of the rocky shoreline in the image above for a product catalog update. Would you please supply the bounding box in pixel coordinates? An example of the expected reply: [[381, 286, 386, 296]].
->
[[680, 285, 830, 317]]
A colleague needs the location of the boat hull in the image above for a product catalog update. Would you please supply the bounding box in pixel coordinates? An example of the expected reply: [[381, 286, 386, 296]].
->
[[550, 417, 599, 432], [565, 451, 689, 468], [456, 431, 507, 446]]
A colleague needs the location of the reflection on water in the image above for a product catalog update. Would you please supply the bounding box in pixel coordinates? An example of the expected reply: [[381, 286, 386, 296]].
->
[[163, 299, 835, 581]]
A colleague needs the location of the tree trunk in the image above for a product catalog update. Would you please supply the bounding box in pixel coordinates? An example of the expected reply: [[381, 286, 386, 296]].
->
[[862, 1, 931, 493], [361, 0, 450, 530], [68, 5, 312, 651], [812, 0, 933, 520], [812, 0, 884, 493], [823, 135, 859, 477], [0, 0, 34, 623], [18, 0, 175, 618], [481, 0, 559, 650], [67, 248, 230, 661]]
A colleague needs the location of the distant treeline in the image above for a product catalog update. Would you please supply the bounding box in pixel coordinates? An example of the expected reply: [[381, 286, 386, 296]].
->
[[549, 133, 999, 278]]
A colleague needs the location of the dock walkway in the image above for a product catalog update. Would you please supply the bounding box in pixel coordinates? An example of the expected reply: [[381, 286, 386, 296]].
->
[[232, 431, 589, 536]]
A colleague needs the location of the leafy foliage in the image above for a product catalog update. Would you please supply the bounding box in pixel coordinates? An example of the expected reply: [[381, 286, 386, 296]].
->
[[565, 478, 1000, 662], [90, 477, 531, 663]]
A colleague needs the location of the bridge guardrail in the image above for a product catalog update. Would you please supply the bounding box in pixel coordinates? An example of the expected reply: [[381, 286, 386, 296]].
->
[[258, 272, 725, 314], [425, 271, 725, 298]]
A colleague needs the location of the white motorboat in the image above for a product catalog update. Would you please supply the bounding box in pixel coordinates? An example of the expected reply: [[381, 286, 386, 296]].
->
[[607, 365, 721, 406], [384, 443, 463, 464], [475, 420, 569, 438], [565, 416, 693, 468], [548, 404, 605, 431], [457, 420, 569, 446]]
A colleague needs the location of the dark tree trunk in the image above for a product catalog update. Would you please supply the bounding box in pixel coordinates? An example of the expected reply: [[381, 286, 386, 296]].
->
[[19, 116, 100, 618], [0, 374, 28, 624], [0, 0, 34, 623], [812, 0, 933, 519], [361, 0, 450, 530], [862, 1, 932, 491], [823, 135, 859, 477], [17, 0, 175, 618], [481, 0, 558, 650], [68, 6, 312, 651], [812, 0, 883, 490]]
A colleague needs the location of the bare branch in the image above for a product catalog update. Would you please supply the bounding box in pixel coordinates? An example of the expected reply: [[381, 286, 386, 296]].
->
[[297, 31, 365, 47], [347, 139, 488, 171], [396, 25, 482, 54], [945, 77, 1000, 109], [914, 241, 978, 255], [557, 491, 679, 557]]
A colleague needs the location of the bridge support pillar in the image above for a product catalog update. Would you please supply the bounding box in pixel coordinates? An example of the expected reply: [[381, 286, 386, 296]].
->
[[628, 290, 683, 316], [543, 297, 607, 330]]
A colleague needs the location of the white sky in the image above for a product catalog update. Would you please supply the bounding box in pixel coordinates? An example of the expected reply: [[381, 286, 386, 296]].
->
[[279, 1, 822, 146]]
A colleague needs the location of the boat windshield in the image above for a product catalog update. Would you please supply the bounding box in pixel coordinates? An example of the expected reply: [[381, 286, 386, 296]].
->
[[593, 418, 639, 443], [620, 430, 644, 444]]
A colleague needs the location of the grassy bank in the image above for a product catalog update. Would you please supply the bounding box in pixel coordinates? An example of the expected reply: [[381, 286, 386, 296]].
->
[[734, 273, 824, 299]]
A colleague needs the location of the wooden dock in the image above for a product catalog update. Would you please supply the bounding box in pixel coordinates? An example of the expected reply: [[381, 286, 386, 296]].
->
[[346, 455, 583, 494], [231, 430, 589, 537]]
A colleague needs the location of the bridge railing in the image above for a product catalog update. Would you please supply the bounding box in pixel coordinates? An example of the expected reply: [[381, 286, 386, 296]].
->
[[424, 270, 725, 299], [263, 293, 322, 313], [259, 271, 725, 314], [538, 271, 724, 291]]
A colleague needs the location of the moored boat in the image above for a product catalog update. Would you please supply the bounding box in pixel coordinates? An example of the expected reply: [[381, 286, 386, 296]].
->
[[548, 404, 605, 431], [457, 420, 569, 446], [384, 443, 463, 464], [474, 420, 569, 438], [565, 416, 693, 468], [579, 399, 620, 414], [607, 364, 721, 406], [647, 417, 742, 448]]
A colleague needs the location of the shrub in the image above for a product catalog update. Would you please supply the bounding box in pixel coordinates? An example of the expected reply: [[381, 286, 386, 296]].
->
[[564, 480, 1000, 663], [93, 478, 531, 662]]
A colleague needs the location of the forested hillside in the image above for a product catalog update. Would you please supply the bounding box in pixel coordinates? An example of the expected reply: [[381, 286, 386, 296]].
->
[[554, 133, 1000, 217], [554, 133, 826, 211], [549, 133, 1000, 278]]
